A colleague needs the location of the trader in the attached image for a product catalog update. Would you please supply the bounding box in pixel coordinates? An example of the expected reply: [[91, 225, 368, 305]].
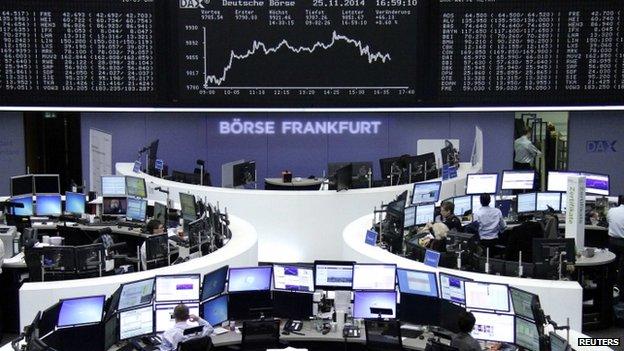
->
[[472, 194, 506, 253], [451, 311, 481, 351], [437, 201, 462, 232], [160, 304, 213, 351], [607, 195, 624, 302], [513, 127, 542, 170]]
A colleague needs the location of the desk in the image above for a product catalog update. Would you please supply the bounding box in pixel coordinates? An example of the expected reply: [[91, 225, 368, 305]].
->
[[264, 178, 324, 190]]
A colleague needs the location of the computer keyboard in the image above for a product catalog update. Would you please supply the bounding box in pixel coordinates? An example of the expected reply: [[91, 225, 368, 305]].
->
[[117, 221, 145, 229], [400, 328, 424, 339]]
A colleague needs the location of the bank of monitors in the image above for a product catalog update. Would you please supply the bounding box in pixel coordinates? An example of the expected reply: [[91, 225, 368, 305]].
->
[[396, 268, 438, 298], [228, 266, 272, 293], [515, 316, 540, 351], [102, 197, 127, 216], [314, 261, 354, 290], [201, 295, 228, 326], [155, 274, 200, 303], [11, 195, 33, 216], [353, 291, 397, 319], [118, 278, 155, 311], [179, 193, 197, 222], [517, 193, 536, 213], [101, 176, 126, 196], [65, 192, 86, 215], [119, 305, 153, 341], [452, 195, 472, 216], [35, 194, 62, 216], [126, 197, 147, 222], [533, 238, 576, 263], [509, 287, 538, 321], [464, 282, 510, 312], [57, 295, 105, 328], [201, 266, 229, 301], [352, 264, 396, 291], [536, 192, 561, 212], [153, 202, 167, 224], [411, 181, 441, 205], [125, 176, 147, 198], [466, 173, 498, 195], [34, 174, 60, 194], [470, 311, 514, 343], [272, 264, 314, 292], [439, 273, 470, 305], [11, 174, 33, 196], [501, 170, 535, 190], [155, 303, 200, 333]]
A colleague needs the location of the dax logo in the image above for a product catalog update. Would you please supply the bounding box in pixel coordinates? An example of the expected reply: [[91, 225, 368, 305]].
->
[[179, 0, 207, 8], [586, 140, 617, 153]]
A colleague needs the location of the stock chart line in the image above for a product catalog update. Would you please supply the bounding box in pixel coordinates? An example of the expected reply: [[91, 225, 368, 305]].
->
[[203, 28, 393, 88]]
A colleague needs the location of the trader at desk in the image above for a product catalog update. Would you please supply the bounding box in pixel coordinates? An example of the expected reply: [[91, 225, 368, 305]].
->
[[140, 220, 185, 270], [607, 195, 624, 303], [472, 194, 506, 253], [451, 311, 481, 351], [436, 200, 462, 232], [160, 304, 213, 351]]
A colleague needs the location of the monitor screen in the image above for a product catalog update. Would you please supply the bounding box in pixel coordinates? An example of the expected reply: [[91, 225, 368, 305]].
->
[[57, 295, 105, 328], [465, 282, 510, 312], [35, 194, 62, 216], [201, 295, 228, 326], [510, 287, 537, 321], [273, 264, 315, 292], [396, 268, 438, 297], [501, 171, 535, 190], [179, 193, 197, 221], [155, 274, 201, 302], [453, 196, 472, 216], [101, 176, 126, 196], [34, 174, 60, 194], [515, 316, 540, 351], [547, 171, 578, 192], [201, 266, 228, 301], [125, 176, 147, 198], [403, 206, 416, 228], [353, 291, 397, 319], [126, 197, 147, 222], [471, 196, 496, 212], [65, 192, 86, 215], [314, 261, 354, 290], [118, 278, 155, 311], [439, 273, 469, 305], [560, 193, 567, 212], [583, 172, 609, 196], [549, 332, 569, 351], [412, 181, 441, 205], [11, 195, 33, 216], [352, 264, 396, 290], [102, 197, 127, 215], [536, 192, 561, 211], [153, 202, 167, 224], [155, 303, 199, 333], [466, 173, 498, 195], [470, 311, 515, 343], [517, 193, 536, 213], [415, 204, 435, 226], [228, 266, 272, 293], [11, 175, 33, 196], [119, 305, 153, 341]]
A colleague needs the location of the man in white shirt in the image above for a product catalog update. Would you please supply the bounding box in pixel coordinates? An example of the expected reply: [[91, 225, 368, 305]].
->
[[514, 128, 542, 170], [607, 196, 624, 302], [160, 304, 213, 351], [472, 194, 506, 254]]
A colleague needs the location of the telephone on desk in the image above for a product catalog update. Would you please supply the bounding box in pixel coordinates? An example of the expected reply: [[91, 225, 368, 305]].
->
[[343, 325, 360, 338], [283, 319, 302, 332]]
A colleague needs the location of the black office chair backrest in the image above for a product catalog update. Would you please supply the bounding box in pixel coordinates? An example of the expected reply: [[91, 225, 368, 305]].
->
[[176, 335, 212, 351], [427, 339, 459, 351], [364, 319, 402, 351], [241, 320, 280, 348]]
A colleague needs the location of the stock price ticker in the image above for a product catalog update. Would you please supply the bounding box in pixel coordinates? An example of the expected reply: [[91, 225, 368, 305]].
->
[[176, 0, 423, 107]]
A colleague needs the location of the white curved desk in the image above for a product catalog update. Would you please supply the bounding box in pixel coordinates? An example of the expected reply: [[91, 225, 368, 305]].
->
[[17, 215, 258, 330], [117, 161, 480, 263]]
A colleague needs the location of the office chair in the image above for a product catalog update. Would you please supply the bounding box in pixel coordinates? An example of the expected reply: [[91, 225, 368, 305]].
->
[[240, 320, 281, 351], [364, 319, 403, 351], [177, 335, 212, 351]]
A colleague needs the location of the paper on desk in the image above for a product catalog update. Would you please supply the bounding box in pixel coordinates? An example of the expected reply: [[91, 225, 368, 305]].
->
[[212, 327, 229, 335]]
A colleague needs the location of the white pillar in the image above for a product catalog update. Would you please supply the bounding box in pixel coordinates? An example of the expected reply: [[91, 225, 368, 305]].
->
[[565, 175, 586, 251]]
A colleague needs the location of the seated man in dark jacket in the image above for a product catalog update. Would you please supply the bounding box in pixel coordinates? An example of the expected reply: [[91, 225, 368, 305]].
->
[[505, 215, 544, 262]]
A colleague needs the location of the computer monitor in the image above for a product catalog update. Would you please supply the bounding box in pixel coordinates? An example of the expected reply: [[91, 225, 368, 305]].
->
[[515, 316, 540, 351], [398, 293, 441, 326], [201, 295, 228, 326], [57, 295, 105, 328], [335, 164, 353, 191], [233, 160, 256, 187], [272, 264, 314, 292], [470, 311, 515, 343], [517, 193, 536, 213], [464, 281, 510, 312], [547, 171, 578, 192], [126, 197, 147, 222], [155, 303, 199, 333], [352, 264, 396, 290], [415, 204, 435, 226], [536, 192, 561, 212], [118, 277, 155, 311], [560, 193, 567, 212], [365, 320, 402, 349], [453, 195, 472, 216], [75, 244, 105, 273], [509, 287, 538, 321], [386, 194, 407, 221], [466, 173, 498, 195], [155, 274, 201, 302], [201, 265, 228, 301], [353, 291, 397, 319], [11, 195, 33, 216], [314, 261, 354, 290], [179, 193, 197, 222], [471, 195, 496, 212], [501, 170, 535, 190], [412, 181, 441, 205], [439, 273, 470, 305], [65, 192, 86, 215], [119, 305, 154, 341], [272, 290, 313, 319], [403, 206, 416, 228], [11, 174, 33, 196], [532, 238, 575, 263], [228, 291, 273, 320], [583, 172, 609, 195], [35, 194, 62, 216], [41, 246, 76, 272], [549, 332, 570, 351], [153, 202, 167, 224], [145, 233, 169, 262], [102, 197, 127, 215], [125, 176, 147, 198], [39, 302, 60, 337], [101, 176, 126, 196], [34, 174, 60, 194], [396, 268, 438, 297], [228, 266, 272, 293]]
